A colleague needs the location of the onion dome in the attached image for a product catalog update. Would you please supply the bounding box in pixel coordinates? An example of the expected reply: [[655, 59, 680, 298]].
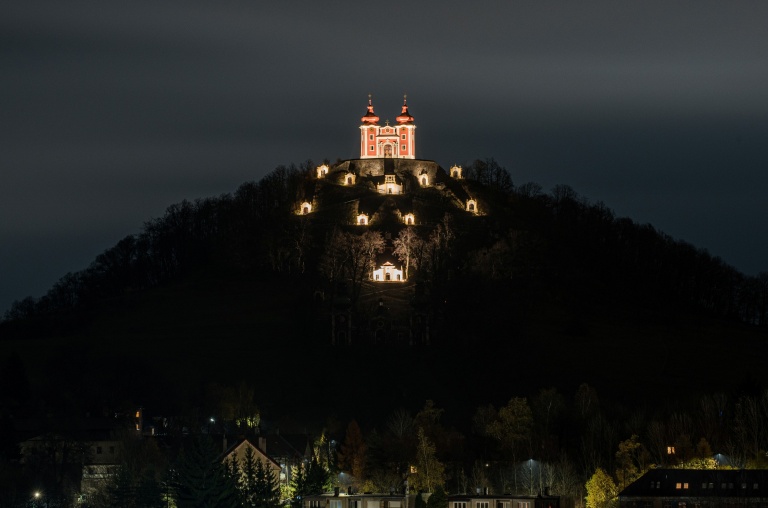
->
[[396, 95, 414, 124], [361, 94, 380, 124]]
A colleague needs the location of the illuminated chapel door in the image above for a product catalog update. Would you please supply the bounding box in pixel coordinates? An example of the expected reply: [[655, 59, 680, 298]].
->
[[383, 144, 393, 157]]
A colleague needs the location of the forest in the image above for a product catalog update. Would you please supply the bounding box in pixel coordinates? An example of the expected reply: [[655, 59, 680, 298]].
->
[[3, 158, 768, 329], [2, 159, 768, 507]]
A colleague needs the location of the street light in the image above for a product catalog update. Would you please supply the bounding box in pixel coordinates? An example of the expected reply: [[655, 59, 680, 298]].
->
[[529, 459, 534, 496], [32, 490, 45, 508]]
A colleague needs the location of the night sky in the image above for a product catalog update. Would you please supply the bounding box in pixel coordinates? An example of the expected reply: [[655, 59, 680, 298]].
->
[[3, 1, 768, 315]]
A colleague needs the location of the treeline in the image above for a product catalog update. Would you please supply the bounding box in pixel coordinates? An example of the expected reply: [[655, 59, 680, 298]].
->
[[3, 158, 768, 328], [1, 161, 318, 327], [330, 386, 768, 507], [460, 173, 768, 326], [10, 382, 768, 507]]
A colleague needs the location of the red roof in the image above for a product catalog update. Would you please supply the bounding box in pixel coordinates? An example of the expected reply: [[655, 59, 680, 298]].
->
[[396, 96, 414, 124], [361, 95, 380, 124]]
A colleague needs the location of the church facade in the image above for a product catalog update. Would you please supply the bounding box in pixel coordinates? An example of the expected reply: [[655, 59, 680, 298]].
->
[[359, 95, 416, 159]]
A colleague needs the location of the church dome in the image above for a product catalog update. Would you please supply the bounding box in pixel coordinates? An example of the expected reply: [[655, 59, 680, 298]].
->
[[361, 95, 380, 125], [396, 96, 414, 124]]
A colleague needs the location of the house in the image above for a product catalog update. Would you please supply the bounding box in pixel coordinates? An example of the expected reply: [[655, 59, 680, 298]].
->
[[18, 410, 143, 505], [262, 433, 313, 490], [304, 492, 411, 508], [447, 493, 561, 508], [618, 469, 768, 508], [221, 436, 282, 480]]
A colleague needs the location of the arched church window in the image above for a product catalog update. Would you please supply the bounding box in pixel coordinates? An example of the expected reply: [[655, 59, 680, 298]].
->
[[469, 203, 475, 211]]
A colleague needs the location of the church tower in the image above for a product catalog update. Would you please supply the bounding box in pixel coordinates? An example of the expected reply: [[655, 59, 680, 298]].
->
[[359, 95, 416, 159]]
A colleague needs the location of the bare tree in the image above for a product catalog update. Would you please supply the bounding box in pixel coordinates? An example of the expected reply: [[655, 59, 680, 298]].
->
[[393, 227, 424, 280]]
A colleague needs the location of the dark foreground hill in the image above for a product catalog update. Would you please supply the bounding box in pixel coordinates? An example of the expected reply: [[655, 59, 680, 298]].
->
[[2, 159, 767, 427]]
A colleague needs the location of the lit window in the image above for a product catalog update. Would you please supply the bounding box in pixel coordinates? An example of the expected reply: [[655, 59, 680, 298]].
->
[[684, 483, 689, 489], [667, 446, 675, 454], [676, 483, 682, 489]]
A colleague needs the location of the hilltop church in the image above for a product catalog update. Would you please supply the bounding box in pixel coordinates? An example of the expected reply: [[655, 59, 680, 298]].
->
[[297, 96, 482, 345], [359, 95, 416, 159]]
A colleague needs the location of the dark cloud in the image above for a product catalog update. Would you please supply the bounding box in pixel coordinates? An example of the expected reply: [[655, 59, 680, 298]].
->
[[3, 1, 768, 313]]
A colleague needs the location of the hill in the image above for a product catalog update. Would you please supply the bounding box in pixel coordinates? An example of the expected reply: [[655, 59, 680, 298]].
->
[[1, 158, 767, 427]]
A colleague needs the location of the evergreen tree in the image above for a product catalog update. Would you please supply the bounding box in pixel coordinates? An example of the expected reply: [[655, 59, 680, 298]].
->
[[288, 463, 306, 508], [107, 465, 136, 508], [305, 457, 331, 495], [426, 486, 447, 508], [414, 492, 427, 508], [254, 456, 280, 508], [135, 468, 165, 508], [239, 447, 258, 507], [174, 434, 239, 508], [585, 468, 618, 508]]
